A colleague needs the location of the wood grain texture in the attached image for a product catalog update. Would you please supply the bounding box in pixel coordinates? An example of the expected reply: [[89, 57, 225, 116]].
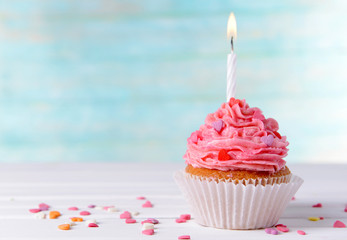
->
[[0, 163, 346, 239], [0, 1, 346, 163]]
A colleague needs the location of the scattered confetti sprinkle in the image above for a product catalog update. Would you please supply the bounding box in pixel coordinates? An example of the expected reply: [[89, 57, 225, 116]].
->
[[147, 218, 159, 224], [49, 211, 61, 219], [107, 207, 118, 212], [58, 224, 70, 230], [80, 211, 91, 216], [94, 206, 103, 210], [68, 207, 79, 211], [120, 211, 132, 219], [275, 224, 287, 228], [142, 229, 154, 235], [270, 229, 279, 235], [261, 134, 274, 147], [180, 214, 191, 220], [142, 223, 154, 230], [291, 196, 296, 200], [297, 230, 306, 235], [88, 205, 96, 208], [178, 235, 191, 240], [70, 217, 84, 222], [212, 119, 224, 133], [142, 201, 153, 208], [333, 220, 346, 228], [312, 203, 322, 208], [308, 217, 320, 221], [137, 196, 146, 200], [66, 221, 76, 226], [344, 206, 347, 212], [126, 219, 136, 224], [265, 228, 272, 234], [38, 203, 50, 211], [34, 212, 46, 219], [276, 226, 289, 232], [131, 211, 140, 216], [176, 218, 186, 223], [85, 219, 97, 226], [88, 223, 99, 228], [319, 217, 324, 220], [29, 209, 41, 213], [218, 149, 231, 160]]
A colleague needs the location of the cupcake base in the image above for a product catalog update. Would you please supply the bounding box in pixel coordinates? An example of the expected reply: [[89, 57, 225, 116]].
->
[[174, 170, 303, 230]]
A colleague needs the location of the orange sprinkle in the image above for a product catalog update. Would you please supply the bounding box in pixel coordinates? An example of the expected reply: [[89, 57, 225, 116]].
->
[[70, 217, 84, 222], [58, 224, 70, 230], [49, 211, 61, 219]]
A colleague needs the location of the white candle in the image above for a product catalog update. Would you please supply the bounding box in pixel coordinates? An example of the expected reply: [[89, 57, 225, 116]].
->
[[226, 13, 237, 101]]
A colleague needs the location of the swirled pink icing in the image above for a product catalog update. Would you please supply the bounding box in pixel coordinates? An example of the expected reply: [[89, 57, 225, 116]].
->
[[183, 98, 289, 173]]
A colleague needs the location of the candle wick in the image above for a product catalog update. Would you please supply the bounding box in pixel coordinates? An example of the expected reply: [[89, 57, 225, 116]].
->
[[230, 36, 234, 52]]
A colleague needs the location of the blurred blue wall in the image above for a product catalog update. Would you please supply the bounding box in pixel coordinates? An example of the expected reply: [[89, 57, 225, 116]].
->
[[0, 0, 346, 163]]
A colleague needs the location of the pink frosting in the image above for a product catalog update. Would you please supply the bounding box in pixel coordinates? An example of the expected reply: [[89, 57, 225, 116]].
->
[[184, 98, 289, 173]]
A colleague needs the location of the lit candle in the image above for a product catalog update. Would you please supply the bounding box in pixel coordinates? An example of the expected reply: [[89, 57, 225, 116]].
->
[[226, 13, 237, 101]]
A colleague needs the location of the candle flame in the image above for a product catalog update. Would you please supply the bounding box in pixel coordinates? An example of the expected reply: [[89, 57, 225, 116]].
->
[[227, 12, 237, 41]]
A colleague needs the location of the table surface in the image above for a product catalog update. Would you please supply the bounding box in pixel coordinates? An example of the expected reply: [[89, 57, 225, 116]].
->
[[0, 163, 346, 240]]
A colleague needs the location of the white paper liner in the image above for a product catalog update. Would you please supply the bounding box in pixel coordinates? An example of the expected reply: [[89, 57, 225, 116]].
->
[[174, 170, 303, 230]]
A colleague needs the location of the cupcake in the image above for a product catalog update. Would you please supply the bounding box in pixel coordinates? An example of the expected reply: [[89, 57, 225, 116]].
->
[[174, 98, 303, 230]]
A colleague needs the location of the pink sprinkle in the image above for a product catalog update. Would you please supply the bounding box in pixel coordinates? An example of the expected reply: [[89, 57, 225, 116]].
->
[[29, 209, 41, 213], [291, 196, 296, 200], [276, 226, 289, 232], [137, 196, 146, 200], [103, 206, 114, 211], [142, 229, 154, 235], [265, 228, 272, 234], [320, 217, 324, 220], [297, 230, 306, 235], [178, 235, 191, 239], [88, 223, 99, 227], [312, 203, 322, 208], [275, 224, 287, 228], [176, 218, 186, 223], [38, 203, 50, 211], [120, 211, 131, 219], [148, 218, 159, 224], [88, 205, 96, 208], [344, 207, 347, 212], [142, 201, 153, 208], [333, 220, 346, 228], [180, 214, 191, 220], [271, 229, 279, 235], [68, 207, 79, 211], [125, 219, 136, 224], [80, 211, 91, 216]]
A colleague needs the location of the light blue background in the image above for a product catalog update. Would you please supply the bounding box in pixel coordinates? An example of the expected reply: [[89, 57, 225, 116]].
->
[[0, 0, 346, 163]]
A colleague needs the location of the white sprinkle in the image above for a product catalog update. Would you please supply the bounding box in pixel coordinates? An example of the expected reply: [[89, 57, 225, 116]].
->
[[94, 206, 103, 210], [142, 223, 154, 230], [34, 212, 46, 219], [132, 211, 140, 216], [85, 219, 97, 226], [107, 207, 119, 212], [65, 221, 76, 226]]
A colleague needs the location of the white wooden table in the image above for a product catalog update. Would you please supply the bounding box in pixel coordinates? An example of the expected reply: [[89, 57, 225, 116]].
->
[[0, 163, 346, 240]]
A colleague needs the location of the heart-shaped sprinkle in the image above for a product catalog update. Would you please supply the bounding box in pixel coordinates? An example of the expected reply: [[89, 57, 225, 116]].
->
[[265, 228, 272, 234], [271, 229, 279, 235], [344, 207, 347, 212], [126, 219, 137, 224], [261, 135, 274, 146], [142, 229, 154, 235], [142, 223, 154, 230], [333, 220, 346, 228], [180, 214, 191, 220], [297, 230, 306, 235], [147, 218, 159, 224], [70, 217, 83, 222], [137, 196, 146, 200], [29, 209, 41, 213], [38, 203, 50, 211], [175, 218, 186, 223], [190, 132, 198, 144], [312, 203, 322, 208], [276, 226, 289, 232], [68, 207, 79, 211], [142, 201, 153, 208], [212, 120, 224, 133], [178, 235, 191, 240], [120, 211, 131, 219], [88, 223, 99, 227], [88, 204, 96, 208], [218, 149, 231, 161]]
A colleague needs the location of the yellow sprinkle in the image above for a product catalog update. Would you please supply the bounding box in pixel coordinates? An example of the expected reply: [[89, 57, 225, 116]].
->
[[308, 217, 320, 221]]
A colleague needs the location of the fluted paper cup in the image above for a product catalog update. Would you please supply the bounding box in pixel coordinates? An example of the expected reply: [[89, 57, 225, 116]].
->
[[174, 170, 303, 230]]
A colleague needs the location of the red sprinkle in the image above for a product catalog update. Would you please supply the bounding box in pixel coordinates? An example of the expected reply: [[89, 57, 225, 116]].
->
[[312, 203, 322, 208], [276, 226, 289, 232], [88, 223, 99, 227], [291, 196, 296, 200], [120, 211, 131, 219], [333, 220, 346, 228], [137, 196, 146, 200], [218, 149, 231, 161], [142, 201, 153, 208], [275, 224, 287, 228], [80, 211, 91, 216], [142, 229, 154, 235], [297, 230, 306, 235], [68, 207, 79, 211], [180, 214, 191, 220], [176, 218, 186, 223], [178, 235, 191, 240], [29, 209, 41, 213], [344, 206, 347, 212], [126, 219, 136, 224], [319, 217, 324, 220]]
